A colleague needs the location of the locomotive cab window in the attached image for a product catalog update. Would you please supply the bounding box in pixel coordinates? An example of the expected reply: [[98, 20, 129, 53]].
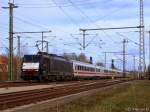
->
[[23, 55, 41, 62]]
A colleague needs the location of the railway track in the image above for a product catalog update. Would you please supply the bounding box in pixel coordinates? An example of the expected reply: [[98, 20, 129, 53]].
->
[[0, 79, 133, 110], [0, 81, 49, 88], [0, 80, 86, 88]]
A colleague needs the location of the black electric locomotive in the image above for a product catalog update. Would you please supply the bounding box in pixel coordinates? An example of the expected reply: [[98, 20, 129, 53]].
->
[[21, 52, 73, 81]]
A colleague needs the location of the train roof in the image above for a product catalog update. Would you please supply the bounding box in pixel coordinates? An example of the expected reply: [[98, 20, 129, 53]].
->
[[72, 60, 104, 69], [72, 60, 95, 67]]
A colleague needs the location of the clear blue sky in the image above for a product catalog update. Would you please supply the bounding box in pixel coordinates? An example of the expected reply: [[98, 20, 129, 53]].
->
[[0, 0, 150, 70]]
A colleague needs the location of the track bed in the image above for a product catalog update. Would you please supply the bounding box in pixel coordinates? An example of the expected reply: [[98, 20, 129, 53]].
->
[[0, 79, 133, 110]]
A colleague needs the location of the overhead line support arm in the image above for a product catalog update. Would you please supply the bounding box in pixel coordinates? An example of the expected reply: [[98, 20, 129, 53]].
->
[[80, 26, 143, 31]]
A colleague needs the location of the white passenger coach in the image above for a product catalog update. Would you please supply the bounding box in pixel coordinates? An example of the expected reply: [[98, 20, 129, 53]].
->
[[72, 60, 123, 79]]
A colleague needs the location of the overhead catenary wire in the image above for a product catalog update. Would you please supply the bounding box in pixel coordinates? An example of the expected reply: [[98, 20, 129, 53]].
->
[[67, 0, 141, 50], [0, 5, 42, 44], [0, 0, 147, 71], [1, 4, 70, 35], [14, 16, 49, 30], [17, 0, 92, 6], [1, 0, 125, 45], [51, 0, 81, 28], [9, 2, 82, 37], [65, 0, 117, 50], [4, 0, 113, 51]]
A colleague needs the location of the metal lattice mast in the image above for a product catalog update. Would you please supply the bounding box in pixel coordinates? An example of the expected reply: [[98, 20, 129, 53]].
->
[[17, 36, 21, 80], [2, 2, 18, 81], [123, 39, 128, 77], [149, 31, 150, 67], [139, 0, 145, 76]]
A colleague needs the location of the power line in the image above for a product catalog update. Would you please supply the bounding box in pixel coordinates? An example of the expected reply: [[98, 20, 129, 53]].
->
[[13, 30, 52, 52], [67, 0, 141, 48], [67, 0, 95, 25], [51, 0, 81, 28], [4, 0, 124, 46], [0, 14, 43, 38], [14, 16, 49, 30], [67, 0, 118, 46], [10, 1, 81, 35], [0, 9, 49, 41], [116, 32, 139, 45], [17, 0, 118, 9], [17, 0, 92, 6], [14, 13, 70, 34]]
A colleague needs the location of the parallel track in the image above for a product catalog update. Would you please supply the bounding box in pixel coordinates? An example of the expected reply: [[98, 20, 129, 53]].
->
[[0, 79, 132, 110], [0, 80, 88, 88], [0, 81, 49, 88]]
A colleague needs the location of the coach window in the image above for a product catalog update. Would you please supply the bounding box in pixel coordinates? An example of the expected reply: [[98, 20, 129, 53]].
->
[[82, 66, 84, 71], [86, 67, 87, 71], [80, 66, 82, 70], [90, 68, 92, 72], [91, 68, 93, 72], [83, 66, 85, 71], [78, 66, 80, 71]]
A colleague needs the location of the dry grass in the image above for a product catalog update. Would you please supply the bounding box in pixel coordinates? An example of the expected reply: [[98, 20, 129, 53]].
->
[[42, 80, 150, 112]]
